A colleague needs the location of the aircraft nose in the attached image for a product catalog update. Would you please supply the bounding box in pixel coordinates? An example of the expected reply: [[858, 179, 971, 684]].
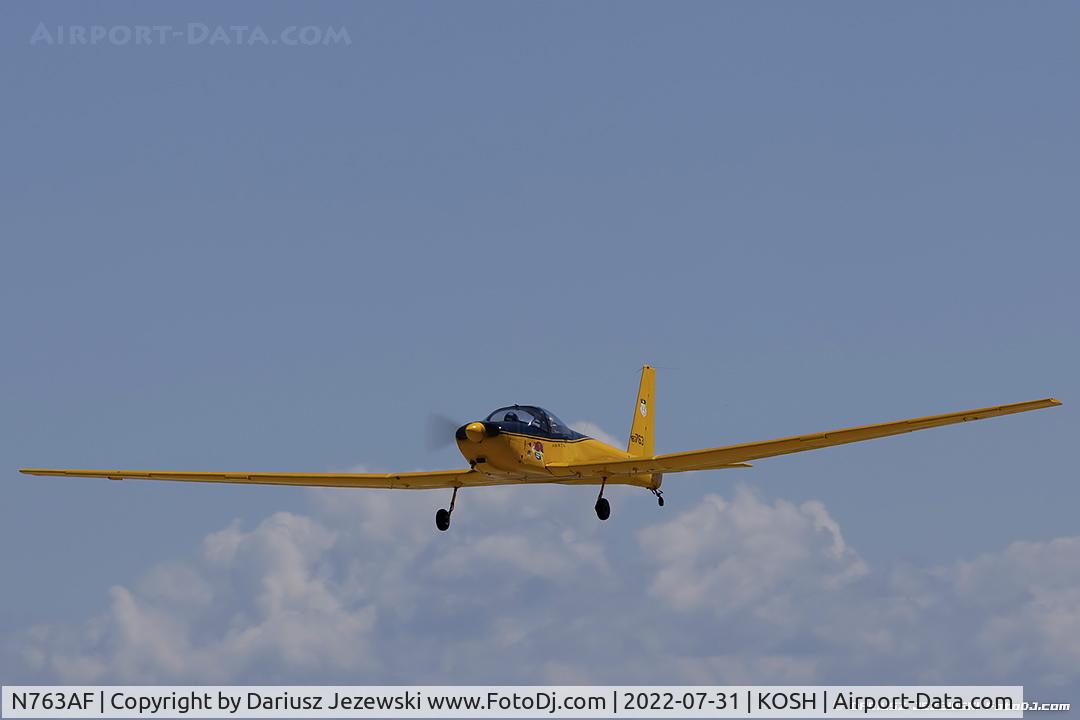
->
[[456, 421, 499, 443], [464, 421, 486, 442]]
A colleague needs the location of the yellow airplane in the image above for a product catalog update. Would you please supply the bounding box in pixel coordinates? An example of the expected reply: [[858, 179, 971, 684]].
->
[[21, 366, 1060, 531]]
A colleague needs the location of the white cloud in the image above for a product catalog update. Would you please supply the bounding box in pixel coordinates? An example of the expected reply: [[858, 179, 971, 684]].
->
[[433, 530, 609, 583], [21, 512, 377, 682], [570, 420, 623, 448], [640, 488, 867, 617], [11, 452, 1080, 694], [947, 537, 1080, 685]]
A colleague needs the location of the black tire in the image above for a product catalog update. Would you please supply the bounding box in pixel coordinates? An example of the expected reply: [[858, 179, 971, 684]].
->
[[435, 508, 451, 531], [658, 496, 665, 507], [594, 497, 611, 521]]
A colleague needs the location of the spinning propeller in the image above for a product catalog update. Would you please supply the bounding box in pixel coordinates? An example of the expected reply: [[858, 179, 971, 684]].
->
[[426, 412, 463, 451]]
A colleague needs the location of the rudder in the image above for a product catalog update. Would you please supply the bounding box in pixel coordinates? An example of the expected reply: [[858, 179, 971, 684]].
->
[[628, 365, 655, 457]]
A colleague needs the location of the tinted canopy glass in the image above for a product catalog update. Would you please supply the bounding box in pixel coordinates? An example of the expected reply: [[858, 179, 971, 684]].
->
[[485, 405, 584, 440], [486, 406, 541, 426]]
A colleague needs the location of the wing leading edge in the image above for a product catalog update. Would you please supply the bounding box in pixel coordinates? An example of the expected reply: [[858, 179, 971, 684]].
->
[[550, 397, 1061, 478], [17, 467, 499, 489]]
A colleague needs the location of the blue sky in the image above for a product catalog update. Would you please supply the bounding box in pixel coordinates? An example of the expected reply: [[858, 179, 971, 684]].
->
[[2, 0, 1078, 702]]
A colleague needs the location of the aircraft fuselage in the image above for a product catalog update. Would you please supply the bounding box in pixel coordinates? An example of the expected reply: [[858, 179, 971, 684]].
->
[[455, 418, 660, 489]]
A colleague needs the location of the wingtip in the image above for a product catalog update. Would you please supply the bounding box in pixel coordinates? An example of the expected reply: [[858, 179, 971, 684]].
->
[[1049, 397, 1062, 406], [20, 468, 65, 476]]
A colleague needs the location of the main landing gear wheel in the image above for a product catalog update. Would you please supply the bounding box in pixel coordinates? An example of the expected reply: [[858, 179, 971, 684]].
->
[[595, 478, 610, 521], [435, 487, 458, 532], [652, 488, 665, 507], [435, 508, 450, 531]]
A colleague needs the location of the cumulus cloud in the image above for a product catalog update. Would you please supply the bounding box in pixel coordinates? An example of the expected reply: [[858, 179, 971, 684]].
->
[[11, 455, 1080, 695], [21, 513, 377, 682], [570, 420, 623, 448], [947, 538, 1080, 685], [641, 489, 867, 617]]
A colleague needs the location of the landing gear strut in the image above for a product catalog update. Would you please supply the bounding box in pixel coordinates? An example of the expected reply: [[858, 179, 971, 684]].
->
[[651, 488, 665, 507], [436, 487, 458, 531], [594, 478, 610, 521]]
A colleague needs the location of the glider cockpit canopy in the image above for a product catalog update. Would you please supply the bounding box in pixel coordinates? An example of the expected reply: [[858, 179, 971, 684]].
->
[[485, 405, 585, 441]]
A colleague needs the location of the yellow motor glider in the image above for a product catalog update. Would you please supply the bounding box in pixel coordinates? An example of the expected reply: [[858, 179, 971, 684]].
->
[[21, 366, 1060, 531]]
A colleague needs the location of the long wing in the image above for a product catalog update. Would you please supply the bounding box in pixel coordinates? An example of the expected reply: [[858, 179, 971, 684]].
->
[[550, 397, 1061, 478], [18, 467, 500, 489]]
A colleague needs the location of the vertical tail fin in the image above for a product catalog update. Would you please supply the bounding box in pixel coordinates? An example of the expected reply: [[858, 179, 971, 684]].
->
[[628, 365, 655, 457]]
